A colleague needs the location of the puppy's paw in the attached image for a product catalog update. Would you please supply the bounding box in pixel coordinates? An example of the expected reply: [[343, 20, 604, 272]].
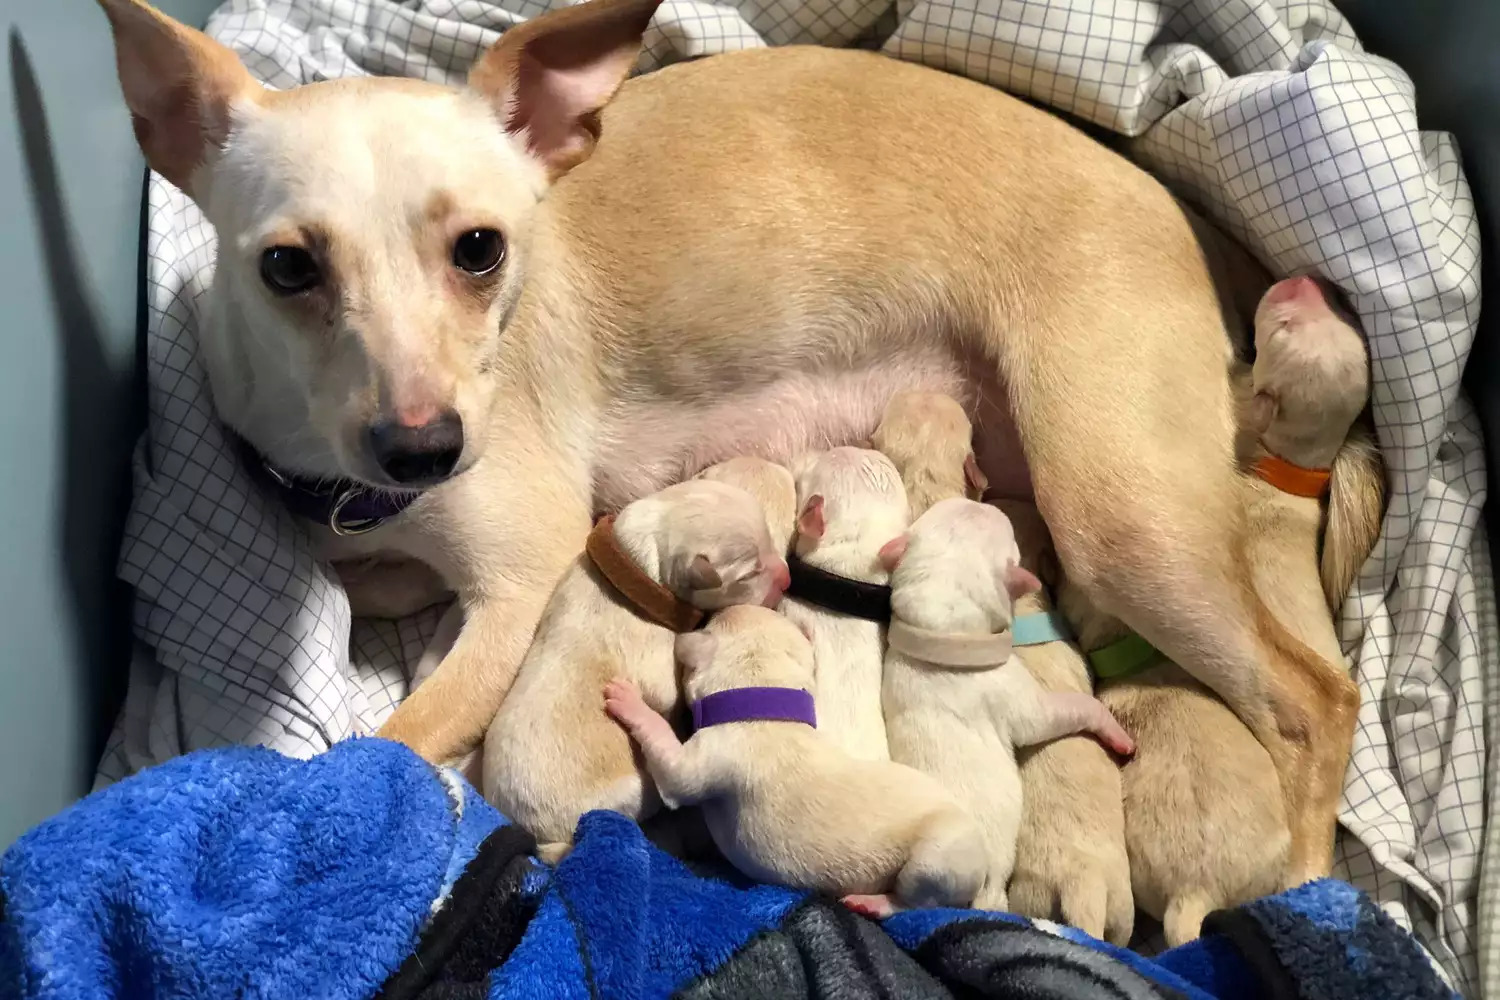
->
[[841, 893, 898, 920], [603, 678, 650, 726]]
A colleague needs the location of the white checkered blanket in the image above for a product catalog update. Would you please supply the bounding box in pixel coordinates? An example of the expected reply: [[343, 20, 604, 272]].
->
[[96, 0, 1493, 992]]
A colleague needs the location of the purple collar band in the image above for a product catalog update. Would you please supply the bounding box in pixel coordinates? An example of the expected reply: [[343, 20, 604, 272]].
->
[[691, 687, 817, 731], [233, 433, 421, 536]]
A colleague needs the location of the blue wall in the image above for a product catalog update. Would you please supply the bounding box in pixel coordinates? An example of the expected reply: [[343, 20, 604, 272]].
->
[[0, 0, 222, 847]]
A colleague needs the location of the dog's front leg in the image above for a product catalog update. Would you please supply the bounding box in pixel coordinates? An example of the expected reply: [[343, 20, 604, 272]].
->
[[375, 451, 591, 765]]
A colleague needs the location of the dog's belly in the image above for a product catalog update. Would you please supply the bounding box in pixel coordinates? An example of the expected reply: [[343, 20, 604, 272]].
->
[[593, 353, 1032, 511]]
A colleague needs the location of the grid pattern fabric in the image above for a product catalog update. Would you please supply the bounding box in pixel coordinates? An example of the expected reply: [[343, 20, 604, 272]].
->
[[93, 0, 1490, 992]]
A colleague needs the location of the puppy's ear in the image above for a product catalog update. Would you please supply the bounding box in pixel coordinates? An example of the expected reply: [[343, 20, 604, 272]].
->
[[468, 0, 662, 178], [674, 632, 718, 674], [963, 453, 988, 500], [796, 495, 826, 543], [96, 0, 263, 197], [877, 535, 909, 571], [1004, 564, 1042, 601], [1249, 391, 1279, 436], [687, 554, 723, 591]]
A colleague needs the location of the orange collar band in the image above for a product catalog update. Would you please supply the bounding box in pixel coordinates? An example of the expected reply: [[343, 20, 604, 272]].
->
[[1253, 454, 1331, 499], [585, 515, 706, 633]]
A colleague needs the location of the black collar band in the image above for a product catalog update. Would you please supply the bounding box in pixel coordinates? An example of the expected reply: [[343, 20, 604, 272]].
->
[[233, 434, 420, 536], [785, 553, 892, 622]]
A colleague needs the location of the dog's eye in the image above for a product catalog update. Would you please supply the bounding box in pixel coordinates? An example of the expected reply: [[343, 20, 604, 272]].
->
[[260, 246, 321, 295], [452, 229, 505, 276]]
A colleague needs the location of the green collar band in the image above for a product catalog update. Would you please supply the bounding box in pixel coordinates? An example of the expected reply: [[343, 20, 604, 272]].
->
[[1087, 631, 1163, 680]]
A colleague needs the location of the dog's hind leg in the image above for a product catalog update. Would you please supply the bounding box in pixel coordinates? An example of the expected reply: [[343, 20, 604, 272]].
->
[[986, 286, 1352, 885]]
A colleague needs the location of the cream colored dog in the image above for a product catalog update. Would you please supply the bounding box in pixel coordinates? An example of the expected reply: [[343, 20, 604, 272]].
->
[[872, 391, 1130, 937], [694, 456, 798, 555], [604, 604, 987, 913], [98, 0, 1358, 881], [880, 498, 1133, 911], [997, 499, 1133, 947], [870, 391, 986, 518], [1056, 275, 1372, 946], [779, 447, 910, 761], [482, 478, 787, 859]]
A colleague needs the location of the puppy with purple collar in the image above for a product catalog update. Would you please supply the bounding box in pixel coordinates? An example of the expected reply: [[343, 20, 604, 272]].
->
[[605, 605, 987, 914]]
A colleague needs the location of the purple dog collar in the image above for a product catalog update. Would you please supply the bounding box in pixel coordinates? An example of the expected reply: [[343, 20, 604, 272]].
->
[[691, 687, 817, 730], [233, 434, 421, 536]]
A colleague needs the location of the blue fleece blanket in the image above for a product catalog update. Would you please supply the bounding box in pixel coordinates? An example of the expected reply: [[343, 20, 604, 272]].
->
[[0, 739, 1458, 1000]]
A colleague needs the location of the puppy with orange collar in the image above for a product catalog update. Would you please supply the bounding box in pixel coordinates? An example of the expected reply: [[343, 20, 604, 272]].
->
[[1057, 275, 1372, 946]]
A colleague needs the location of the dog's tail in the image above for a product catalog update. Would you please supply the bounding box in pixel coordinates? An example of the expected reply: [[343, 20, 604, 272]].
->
[[1163, 889, 1215, 948], [1321, 416, 1386, 614]]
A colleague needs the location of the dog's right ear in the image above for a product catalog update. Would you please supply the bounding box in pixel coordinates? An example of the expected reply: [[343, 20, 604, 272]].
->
[[468, 0, 662, 178], [796, 495, 826, 544], [96, 0, 262, 197], [675, 632, 718, 675]]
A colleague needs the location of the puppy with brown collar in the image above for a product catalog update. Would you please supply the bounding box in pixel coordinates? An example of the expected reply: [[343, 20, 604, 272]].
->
[[779, 447, 911, 761], [879, 498, 1134, 911], [98, 0, 1357, 880], [605, 604, 987, 913], [1057, 275, 1371, 946], [482, 478, 789, 859]]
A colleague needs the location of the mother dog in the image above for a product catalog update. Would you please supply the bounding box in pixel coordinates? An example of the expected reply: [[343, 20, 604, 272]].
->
[[96, 0, 1356, 884]]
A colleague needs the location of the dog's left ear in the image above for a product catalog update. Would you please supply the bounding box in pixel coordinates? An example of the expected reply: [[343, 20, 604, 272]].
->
[[963, 453, 988, 499], [687, 554, 724, 591], [468, 0, 662, 177], [1249, 391, 1279, 436], [1003, 564, 1042, 601]]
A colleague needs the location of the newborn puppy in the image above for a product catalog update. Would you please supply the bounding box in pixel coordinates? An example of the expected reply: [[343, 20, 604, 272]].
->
[[870, 391, 986, 518], [996, 499, 1133, 946], [482, 479, 788, 860], [880, 498, 1134, 911], [695, 456, 798, 555], [605, 604, 987, 914], [780, 447, 911, 761], [1056, 275, 1371, 946]]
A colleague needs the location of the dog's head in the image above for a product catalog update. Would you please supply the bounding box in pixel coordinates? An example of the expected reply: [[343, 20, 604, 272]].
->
[[98, 0, 660, 487], [881, 497, 1040, 633]]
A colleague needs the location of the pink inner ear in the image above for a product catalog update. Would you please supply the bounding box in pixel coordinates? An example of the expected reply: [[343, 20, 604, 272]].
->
[[963, 453, 988, 498], [510, 54, 617, 164], [1005, 565, 1042, 600], [797, 496, 826, 541], [877, 536, 909, 571]]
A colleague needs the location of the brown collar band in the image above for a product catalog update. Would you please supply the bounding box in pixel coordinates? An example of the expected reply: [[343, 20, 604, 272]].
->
[[1253, 453, 1331, 499], [585, 515, 705, 633], [886, 619, 1013, 669]]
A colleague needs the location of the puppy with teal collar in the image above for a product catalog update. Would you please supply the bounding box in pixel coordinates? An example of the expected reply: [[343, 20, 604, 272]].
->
[[878, 498, 1134, 911], [604, 604, 987, 915], [996, 499, 1134, 946]]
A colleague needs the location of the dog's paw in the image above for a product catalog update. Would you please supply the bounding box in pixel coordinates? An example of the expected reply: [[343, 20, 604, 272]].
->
[[603, 678, 647, 722], [841, 893, 897, 920]]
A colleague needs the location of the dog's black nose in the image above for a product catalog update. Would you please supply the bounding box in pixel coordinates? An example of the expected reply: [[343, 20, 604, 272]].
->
[[369, 411, 464, 485]]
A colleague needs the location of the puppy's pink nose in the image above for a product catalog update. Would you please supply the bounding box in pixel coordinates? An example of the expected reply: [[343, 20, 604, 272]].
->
[[773, 560, 791, 592], [1264, 275, 1321, 307]]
